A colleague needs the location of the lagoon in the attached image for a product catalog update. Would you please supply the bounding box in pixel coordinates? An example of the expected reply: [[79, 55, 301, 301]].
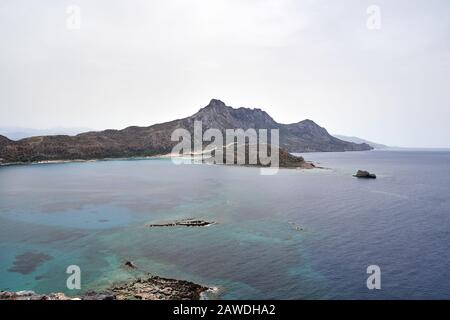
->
[[1, 150, 449, 299]]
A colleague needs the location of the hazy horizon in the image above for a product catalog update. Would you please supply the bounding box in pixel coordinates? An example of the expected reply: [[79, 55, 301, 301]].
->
[[2, 119, 450, 149], [1, 0, 449, 148]]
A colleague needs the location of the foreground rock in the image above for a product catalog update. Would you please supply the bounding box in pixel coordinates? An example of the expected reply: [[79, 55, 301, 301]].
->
[[0, 276, 209, 300], [110, 276, 208, 300], [354, 170, 377, 179], [0, 291, 72, 300], [146, 218, 214, 228]]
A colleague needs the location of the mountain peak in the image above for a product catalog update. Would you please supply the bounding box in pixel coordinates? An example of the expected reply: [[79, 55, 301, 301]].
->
[[0, 135, 12, 145], [196, 99, 228, 115], [293, 119, 316, 125], [207, 99, 226, 108], [0, 135, 13, 153]]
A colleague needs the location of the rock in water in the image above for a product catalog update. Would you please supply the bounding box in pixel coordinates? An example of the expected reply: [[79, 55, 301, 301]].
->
[[354, 170, 377, 179], [124, 261, 137, 269], [146, 218, 214, 228], [109, 276, 208, 300]]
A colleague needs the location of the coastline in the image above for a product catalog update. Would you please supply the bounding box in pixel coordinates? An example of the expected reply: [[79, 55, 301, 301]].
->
[[0, 155, 168, 167], [0, 275, 215, 300], [0, 154, 319, 170]]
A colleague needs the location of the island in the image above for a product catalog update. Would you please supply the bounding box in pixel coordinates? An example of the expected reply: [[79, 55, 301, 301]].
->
[[353, 170, 377, 179]]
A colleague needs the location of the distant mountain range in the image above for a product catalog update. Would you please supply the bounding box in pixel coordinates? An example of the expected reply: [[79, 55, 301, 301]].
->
[[332, 134, 388, 149], [0, 127, 92, 141], [0, 99, 372, 164]]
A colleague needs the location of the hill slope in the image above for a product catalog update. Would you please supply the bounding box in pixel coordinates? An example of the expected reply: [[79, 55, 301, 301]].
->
[[333, 134, 388, 149], [0, 99, 372, 163]]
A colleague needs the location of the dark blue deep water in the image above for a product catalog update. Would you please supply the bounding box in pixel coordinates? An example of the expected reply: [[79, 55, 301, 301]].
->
[[1, 150, 449, 299]]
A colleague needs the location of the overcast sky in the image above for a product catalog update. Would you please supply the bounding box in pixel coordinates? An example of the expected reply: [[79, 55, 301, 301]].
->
[[1, 0, 449, 147]]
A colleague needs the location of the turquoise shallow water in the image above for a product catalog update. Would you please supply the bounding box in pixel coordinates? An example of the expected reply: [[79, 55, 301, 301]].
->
[[1, 150, 450, 299]]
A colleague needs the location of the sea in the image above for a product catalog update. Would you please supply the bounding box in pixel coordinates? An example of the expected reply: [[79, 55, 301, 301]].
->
[[0, 150, 449, 299]]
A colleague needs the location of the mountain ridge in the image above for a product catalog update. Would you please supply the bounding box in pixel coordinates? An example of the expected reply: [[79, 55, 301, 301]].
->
[[0, 99, 372, 163], [333, 134, 388, 149]]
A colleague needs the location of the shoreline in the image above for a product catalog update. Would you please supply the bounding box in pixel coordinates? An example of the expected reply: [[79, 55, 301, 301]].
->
[[0, 154, 320, 170], [0, 275, 215, 300], [0, 155, 168, 167]]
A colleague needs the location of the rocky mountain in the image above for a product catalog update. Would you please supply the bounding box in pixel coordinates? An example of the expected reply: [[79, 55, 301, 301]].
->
[[0, 135, 12, 147], [0, 99, 371, 164]]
